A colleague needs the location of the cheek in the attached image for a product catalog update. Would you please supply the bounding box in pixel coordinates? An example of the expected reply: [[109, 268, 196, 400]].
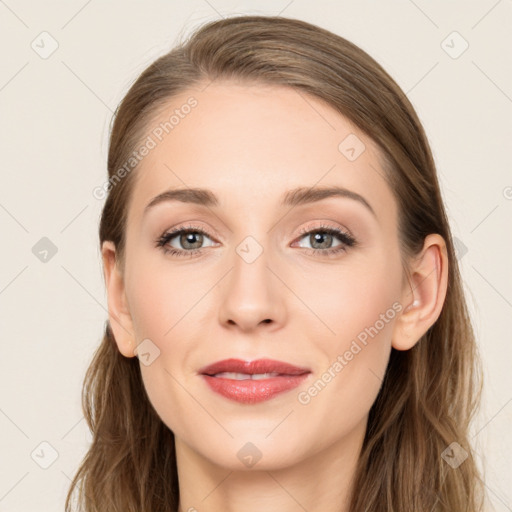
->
[[297, 258, 401, 416], [296, 254, 402, 343], [125, 258, 207, 343], [124, 259, 208, 432], [129, 271, 199, 436]]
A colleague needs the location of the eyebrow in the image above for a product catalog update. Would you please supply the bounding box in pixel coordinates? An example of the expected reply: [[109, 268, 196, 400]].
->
[[144, 185, 376, 217]]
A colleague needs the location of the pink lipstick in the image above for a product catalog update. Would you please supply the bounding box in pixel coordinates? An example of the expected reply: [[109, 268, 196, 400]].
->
[[198, 358, 311, 404]]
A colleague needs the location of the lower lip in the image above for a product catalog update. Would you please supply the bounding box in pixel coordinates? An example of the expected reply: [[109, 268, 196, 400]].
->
[[201, 374, 310, 404]]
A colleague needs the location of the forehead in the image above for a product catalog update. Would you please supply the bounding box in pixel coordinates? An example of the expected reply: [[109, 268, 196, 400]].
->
[[126, 81, 396, 226]]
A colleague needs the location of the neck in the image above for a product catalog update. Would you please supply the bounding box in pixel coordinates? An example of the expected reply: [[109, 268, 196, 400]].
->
[[175, 417, 366, 512]]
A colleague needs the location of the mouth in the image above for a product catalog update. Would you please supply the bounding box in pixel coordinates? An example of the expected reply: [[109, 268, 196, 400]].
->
[[198, 358, 311, 404]]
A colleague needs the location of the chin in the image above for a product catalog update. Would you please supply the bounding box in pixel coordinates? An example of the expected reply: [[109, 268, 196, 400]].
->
[[185, 429, 310, 471]]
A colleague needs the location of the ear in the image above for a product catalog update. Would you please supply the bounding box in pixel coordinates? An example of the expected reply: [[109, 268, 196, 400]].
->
[[101, 240, 136, 358], [392, 233, 449, 351]]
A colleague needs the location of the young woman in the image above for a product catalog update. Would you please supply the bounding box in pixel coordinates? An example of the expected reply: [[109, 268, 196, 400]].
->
[[66, 15, 485, 512]]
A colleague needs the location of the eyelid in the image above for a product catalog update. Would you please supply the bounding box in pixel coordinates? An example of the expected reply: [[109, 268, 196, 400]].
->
[[155, 219, 357, 259], [161, 222, 223, 242], [295, 221, 354, 240], [158, 220, 352, 244]]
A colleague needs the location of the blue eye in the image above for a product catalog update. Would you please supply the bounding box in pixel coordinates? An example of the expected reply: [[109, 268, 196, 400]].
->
[[155, 223, 357, 258], [294, 225, 356, 256], [155, 224, 215, 257]]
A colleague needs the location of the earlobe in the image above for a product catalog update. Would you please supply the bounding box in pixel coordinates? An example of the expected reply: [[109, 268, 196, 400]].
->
[[392, 234, 449, 351], [101, 240, 136, 358]]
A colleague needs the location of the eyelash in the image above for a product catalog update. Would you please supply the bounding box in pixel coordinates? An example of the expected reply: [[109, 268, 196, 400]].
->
[[155, 223, 357, 259]]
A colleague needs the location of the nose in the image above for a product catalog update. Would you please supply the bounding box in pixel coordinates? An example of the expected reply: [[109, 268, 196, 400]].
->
[[218, 247, 286, 332]]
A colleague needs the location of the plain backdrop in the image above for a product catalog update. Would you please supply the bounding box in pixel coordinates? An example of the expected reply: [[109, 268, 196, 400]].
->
[[0, 1, 511, 510]]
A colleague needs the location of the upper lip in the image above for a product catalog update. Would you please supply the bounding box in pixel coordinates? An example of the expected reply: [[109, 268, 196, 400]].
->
[[198, 358, 311, 376]]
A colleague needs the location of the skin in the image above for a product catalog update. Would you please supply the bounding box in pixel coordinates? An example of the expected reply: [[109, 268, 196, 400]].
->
[[102, 81, 448, 512]]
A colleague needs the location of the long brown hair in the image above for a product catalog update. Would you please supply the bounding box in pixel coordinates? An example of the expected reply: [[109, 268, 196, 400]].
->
[[66, 15, 486, 511]]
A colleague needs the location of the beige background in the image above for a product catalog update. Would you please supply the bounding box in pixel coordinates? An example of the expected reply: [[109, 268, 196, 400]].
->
[[0, 0, 511, 510]]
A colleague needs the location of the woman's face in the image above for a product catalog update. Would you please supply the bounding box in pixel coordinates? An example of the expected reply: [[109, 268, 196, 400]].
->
[[112, 81, 410, 470]]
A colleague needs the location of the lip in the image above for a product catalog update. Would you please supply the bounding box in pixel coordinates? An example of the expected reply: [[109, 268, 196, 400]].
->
[[198, 358, 311, 404], [198, 358, 310, 376]]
